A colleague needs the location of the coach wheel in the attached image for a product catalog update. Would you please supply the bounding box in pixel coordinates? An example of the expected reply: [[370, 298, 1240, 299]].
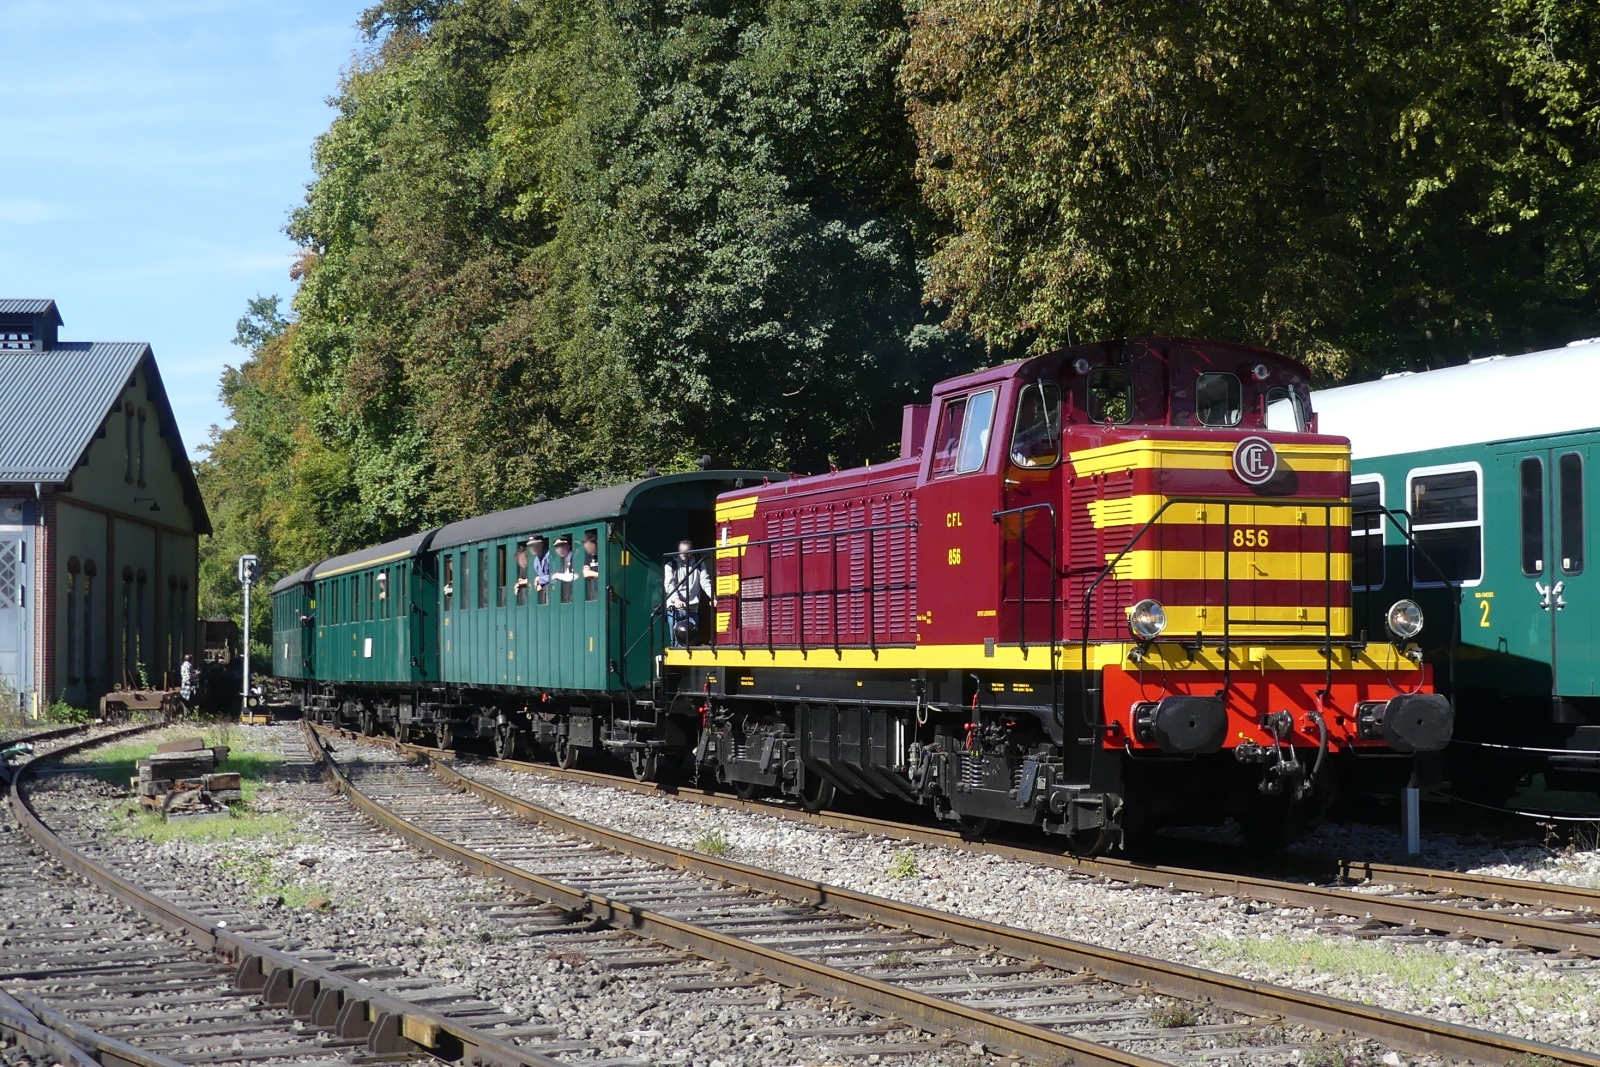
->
[[957, 816, 994, 842], [732, 779, 764, 802], [556, 743, 580, 770], [799, 774, 835, 814], [630, 748, 658, 783], [396, 723, 413, 746], [437, 724, 456, 752], [493, 723, 519, 760], [358, 710, 376, 737], [1063, 823, 1114, 857]]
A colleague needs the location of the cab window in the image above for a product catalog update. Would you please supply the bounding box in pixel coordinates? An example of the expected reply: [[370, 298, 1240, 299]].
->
[[1009, 380, 1062, 468], [1265, 386, 1309, 432], [929, 396, 968, 477], [1197, 372, 1242, 426], [956, 389, 997, 473], [1087, 368, 1132, 424]]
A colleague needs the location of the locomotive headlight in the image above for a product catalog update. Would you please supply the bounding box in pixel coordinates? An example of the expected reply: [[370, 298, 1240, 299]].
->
[[1129, 599, 1168, 641], [1386, 599, 1424, 641]]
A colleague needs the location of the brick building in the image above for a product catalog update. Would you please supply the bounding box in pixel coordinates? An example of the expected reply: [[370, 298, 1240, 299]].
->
[[0, 299, 211, 715]]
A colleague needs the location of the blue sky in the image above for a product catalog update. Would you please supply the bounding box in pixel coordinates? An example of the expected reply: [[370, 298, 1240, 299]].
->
[[0, 1, 371, 457]]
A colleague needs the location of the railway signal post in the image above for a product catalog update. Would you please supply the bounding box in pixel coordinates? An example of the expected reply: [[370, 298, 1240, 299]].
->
[[238, 554, 259, 709]]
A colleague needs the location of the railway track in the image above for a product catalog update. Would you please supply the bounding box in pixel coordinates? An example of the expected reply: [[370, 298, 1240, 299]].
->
[[310, 723, 1600, 1067], [5, 723, 567, 1067], [386, 734, 1600, 959]]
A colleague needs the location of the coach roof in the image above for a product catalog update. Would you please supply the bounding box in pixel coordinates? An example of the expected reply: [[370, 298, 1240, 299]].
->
[[429, 470, 782, 551]]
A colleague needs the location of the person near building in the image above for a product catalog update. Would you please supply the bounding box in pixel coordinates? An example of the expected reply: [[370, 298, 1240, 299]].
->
[[178, 654, 197, 709]]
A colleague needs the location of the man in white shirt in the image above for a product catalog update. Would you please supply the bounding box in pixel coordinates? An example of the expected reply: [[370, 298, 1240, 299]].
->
[[664, 539, 714, 646]]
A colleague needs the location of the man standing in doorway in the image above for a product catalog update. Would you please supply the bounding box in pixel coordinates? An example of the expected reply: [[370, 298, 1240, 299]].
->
[[664, 539, 714, 646]]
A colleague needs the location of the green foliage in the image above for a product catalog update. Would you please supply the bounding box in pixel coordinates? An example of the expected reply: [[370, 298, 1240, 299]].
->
[[887, 848, 919, 879], [42, 701, 94, 726], [901, 0, 1600, 374], [692, 828, 730, 856]]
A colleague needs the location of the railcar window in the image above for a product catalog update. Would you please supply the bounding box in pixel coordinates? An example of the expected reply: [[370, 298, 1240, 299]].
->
[[442, 556, 454, 612], [477, 547, 489, 609], [376, 570, 389, 618], [1087, 368, 1131, 423], [354, 572, 364, 622], [956, 389, 997, 473], [1009, 381, 1062, 467], [1350, 478, 1385, 589], [496, 545, 507, 608], [1196, 372, 1243, 426], [1560, 452, 1584, 574], [584, 528, 600, 602], [929, 396, 968, 477], [1410, 468, 1482, 584], [1520, 457, 1545, 576], [515, 546, 529, 606]]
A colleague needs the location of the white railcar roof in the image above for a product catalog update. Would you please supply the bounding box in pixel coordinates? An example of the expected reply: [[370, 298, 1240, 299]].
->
[[1311, 339, 1600, 460]]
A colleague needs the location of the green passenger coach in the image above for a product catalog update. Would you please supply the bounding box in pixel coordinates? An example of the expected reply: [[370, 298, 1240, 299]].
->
[[1314, 341, 1600, 803], [270, 471, 779, 769]]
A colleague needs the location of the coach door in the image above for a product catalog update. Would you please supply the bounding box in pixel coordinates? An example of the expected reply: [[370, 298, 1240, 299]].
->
[[1000, 378, 1064, 651], [1508, 445, 1595, 699]]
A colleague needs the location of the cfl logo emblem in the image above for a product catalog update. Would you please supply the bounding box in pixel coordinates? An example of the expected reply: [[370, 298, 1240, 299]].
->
[[1232, 437, 1278, 486]]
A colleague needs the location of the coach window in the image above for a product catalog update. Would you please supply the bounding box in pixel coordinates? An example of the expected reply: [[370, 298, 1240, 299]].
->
[[355, 572, 366, 622], [1350, 476, 1385, 589], [376, 570, 389, 617], [477, 547, 489, 609], [1409, 465, 1482, 585], [1087, 368, 1132, 424], [929, 396, 968, 477], [1520, 457, 1545, 576], [1560, 452, 1585, 574], [496, 545, 508, 608], [1196, 372, 1242, 426], [514, 544, 529, 607], [1009, 380, 1062, 468], [442, 556, 455, 611]]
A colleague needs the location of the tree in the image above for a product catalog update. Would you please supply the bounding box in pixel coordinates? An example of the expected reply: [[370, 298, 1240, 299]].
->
[[900, 0, 1600, 375]]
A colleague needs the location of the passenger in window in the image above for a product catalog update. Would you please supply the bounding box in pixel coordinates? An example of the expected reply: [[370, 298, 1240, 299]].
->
[[516, 535, 552, 604], [665, 539, 714, 646], [582, 531, 601, 601], [514, 543, 531, 606], [551, 535, 577, 602]]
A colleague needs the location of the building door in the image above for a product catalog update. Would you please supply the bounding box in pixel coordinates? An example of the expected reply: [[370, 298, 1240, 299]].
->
[[1507, 445, 1596, 699], [0, 526, 34, 713]]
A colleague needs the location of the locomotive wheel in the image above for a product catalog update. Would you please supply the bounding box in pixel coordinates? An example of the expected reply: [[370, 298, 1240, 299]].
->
[[556, 743, 580, 770], [1062, 823, 1114, 857], [396, 723, 413, 745], [799, 774, 835, 814], [630, 748, 659, 783], [493, 723, 519, 760], [957, 816, 994, 841], [358, 710, 376, 737], [732, 779, 764, 801], [436, 724, 456, 752]]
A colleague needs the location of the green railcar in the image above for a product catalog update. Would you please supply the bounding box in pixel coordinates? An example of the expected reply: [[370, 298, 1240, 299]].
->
[[309, 530, 437, 689], [271, 565, 316, 681], [1315, 342, 1600, 802]]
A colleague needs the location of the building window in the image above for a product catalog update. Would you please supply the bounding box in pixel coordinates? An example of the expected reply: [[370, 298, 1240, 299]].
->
[[137, 409, 147, 486], [1350, 476, 1384, 590], [178, 578, 189, 659], [82, 561, 96, 686], [124, 403, 135, 482], [168, 576, 179, 672], [136, 570, 148, 681], [1408, 464, 1483, 586], [121, 568, 134, 685], [66, 559, 81, 683]]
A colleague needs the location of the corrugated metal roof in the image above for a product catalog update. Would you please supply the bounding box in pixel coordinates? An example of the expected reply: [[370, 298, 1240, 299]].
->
[[0, 341, 212, 534], [0, 299, 62, 323], [0, 342, 146, 481], [430, 471, 784, 551]]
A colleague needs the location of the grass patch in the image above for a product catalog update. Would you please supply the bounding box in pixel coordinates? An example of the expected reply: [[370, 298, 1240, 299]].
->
[[120, 807, 301, 845], [887, 849, 919, 880], [74, 727, 283, 802], [213, 849, 329, 907], [692, 829, 730, 856]]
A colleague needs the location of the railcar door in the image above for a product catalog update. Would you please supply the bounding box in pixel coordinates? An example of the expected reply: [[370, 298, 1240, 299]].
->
[[1000, 378, 1064, 652], [1549, 445, 1595, 698]]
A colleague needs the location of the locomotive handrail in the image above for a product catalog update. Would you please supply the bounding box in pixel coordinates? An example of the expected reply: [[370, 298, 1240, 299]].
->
[[993, 502, 1062, 727], [664, 520, 919, 657]]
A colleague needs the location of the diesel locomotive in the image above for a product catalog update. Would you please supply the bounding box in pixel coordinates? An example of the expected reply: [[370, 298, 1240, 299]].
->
[[273, 337, 1453, 851]]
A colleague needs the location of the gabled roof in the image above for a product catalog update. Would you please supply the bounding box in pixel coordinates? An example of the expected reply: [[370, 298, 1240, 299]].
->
[[0, 299, 62, 323], [1312, 338, 1600, 460], [0, 341, 211, 534]]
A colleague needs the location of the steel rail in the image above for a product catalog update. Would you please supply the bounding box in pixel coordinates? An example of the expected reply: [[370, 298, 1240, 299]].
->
[[308, 723, 1177, 1067], [318, 725, 1600, 1067], [9, 723, 561, 1067], [405, 736, 1600, 956], [0, 987, 186, 1067]]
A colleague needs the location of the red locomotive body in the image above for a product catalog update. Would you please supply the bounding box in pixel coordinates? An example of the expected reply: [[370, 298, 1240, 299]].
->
[[667, 338, 1450, 849]]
